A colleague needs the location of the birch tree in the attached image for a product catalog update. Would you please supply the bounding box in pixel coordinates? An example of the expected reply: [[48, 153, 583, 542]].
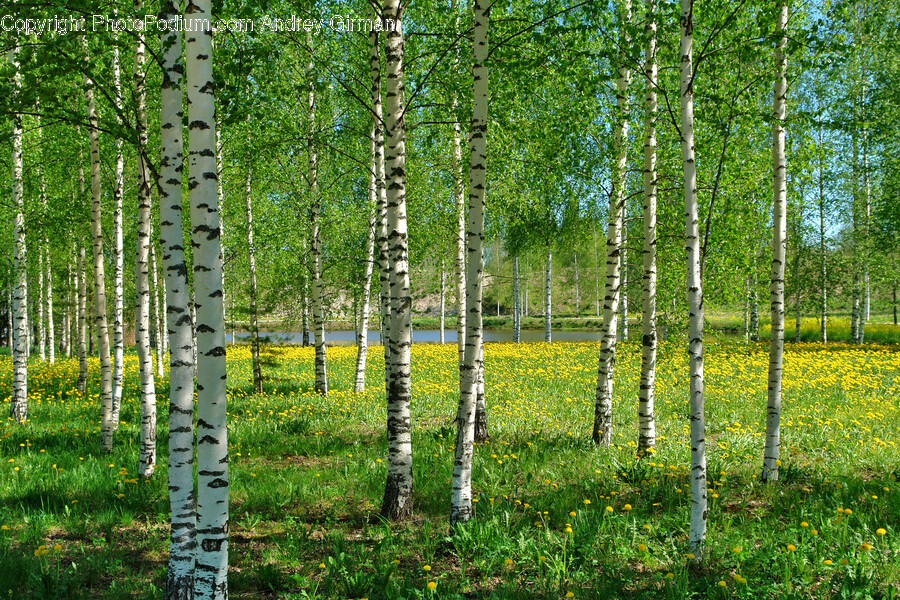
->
[[133, 9, 157, 475], [679, 0, 707, 556], [112, 43, 126, 421], [452, 0, 489, 525], [244, 152, 262, 394], [638, 0, 658, 455], [186, 2, 229, 594], [381, 0, 414, 520], [9, 46, 28, 423], [159, 3, 196, 597], [354, 127, 379, 393], [762, 0, 789, 483], [594, 0, 632, 446], [84, 44, 114, 453], [307, 55, 327, 396], [368, 16, 391, 362]]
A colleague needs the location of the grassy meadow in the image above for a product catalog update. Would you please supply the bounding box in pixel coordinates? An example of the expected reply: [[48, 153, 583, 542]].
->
[[1, 338, 899, 599]]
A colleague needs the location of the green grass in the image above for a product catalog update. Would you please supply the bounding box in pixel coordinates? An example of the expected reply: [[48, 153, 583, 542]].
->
[[1, 340, 899, 598]]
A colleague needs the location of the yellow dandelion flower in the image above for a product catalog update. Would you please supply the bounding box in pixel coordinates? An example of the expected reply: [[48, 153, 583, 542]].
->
[[876, 528, 887, 536], [423, 565, 432, 571], [427, 581, 437, 591]]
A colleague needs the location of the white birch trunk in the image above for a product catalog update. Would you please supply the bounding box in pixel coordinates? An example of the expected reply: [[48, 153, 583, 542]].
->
[[186, 4, 229, 596], [380, 0, 414, 520], [77, 239, 88, 395], [544, 249, 552, 343], [861, 125, 870, 340], [594, 0, 631, 446], [45, 246, 55, 364], [152, 241, 165, 378], [750, 282, 759, 342], [370, 0, 390, 388], [513, 257, 521, 343], [159, 4, 196, 597], [9, 47, 28, 422], [112, 43, 126, 421], [244, 154, 262, 394], [851, 124, 861, 344], [762, 0, 788, 484], [216, 124, 227, 347], [451, 0, 489, 524], [574, 253, 580, 318], [451, 13, 467, 370], [37, 240, 45, 361], [638, 0, 658, 455], [620, 224, 629, 342], [353, 122, 379, 393], [308, 58, 327, 396], [84, 46, 115, 453], [679, 0, 707, 555], [819, 136, 827, 343], [439, 264, 445, 344], [132, 11, 157, 474]]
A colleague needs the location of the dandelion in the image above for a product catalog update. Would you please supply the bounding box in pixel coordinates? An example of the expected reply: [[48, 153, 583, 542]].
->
[[583, 499, 591, 505], [565, 593, 574, 598], [565, 526, 573, 534], [718, 580, 727, 587], [53, 544, 61, 551], [840, 558, 850, 565], [685, 553, 695, 559], [811, 529, 818, 536], [665, 573, 675, 579], [423, 565, 432, 571], [732, 547, 741, 553], [622, 504, 632, 511], [637, 543, 647, 552], [504, 559, 515, 567], [859, 543, 872, 552], [876, 528, 887, 536], [605, 506, 613, 513], [787, 544, 796, 552], [318, 563, 326, 569], [823, 559, 833, 565], [569, 511, 577, 517], [538, 555, 547, 562], [800, 521, 809, 528], [427, 581, 437, 591]]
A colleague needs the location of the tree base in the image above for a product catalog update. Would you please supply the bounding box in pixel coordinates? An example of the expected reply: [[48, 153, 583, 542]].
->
[[380, 473, 413, 521]]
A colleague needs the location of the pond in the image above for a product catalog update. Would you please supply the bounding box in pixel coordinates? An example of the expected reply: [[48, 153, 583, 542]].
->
[[224, 328, 617, 345]]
